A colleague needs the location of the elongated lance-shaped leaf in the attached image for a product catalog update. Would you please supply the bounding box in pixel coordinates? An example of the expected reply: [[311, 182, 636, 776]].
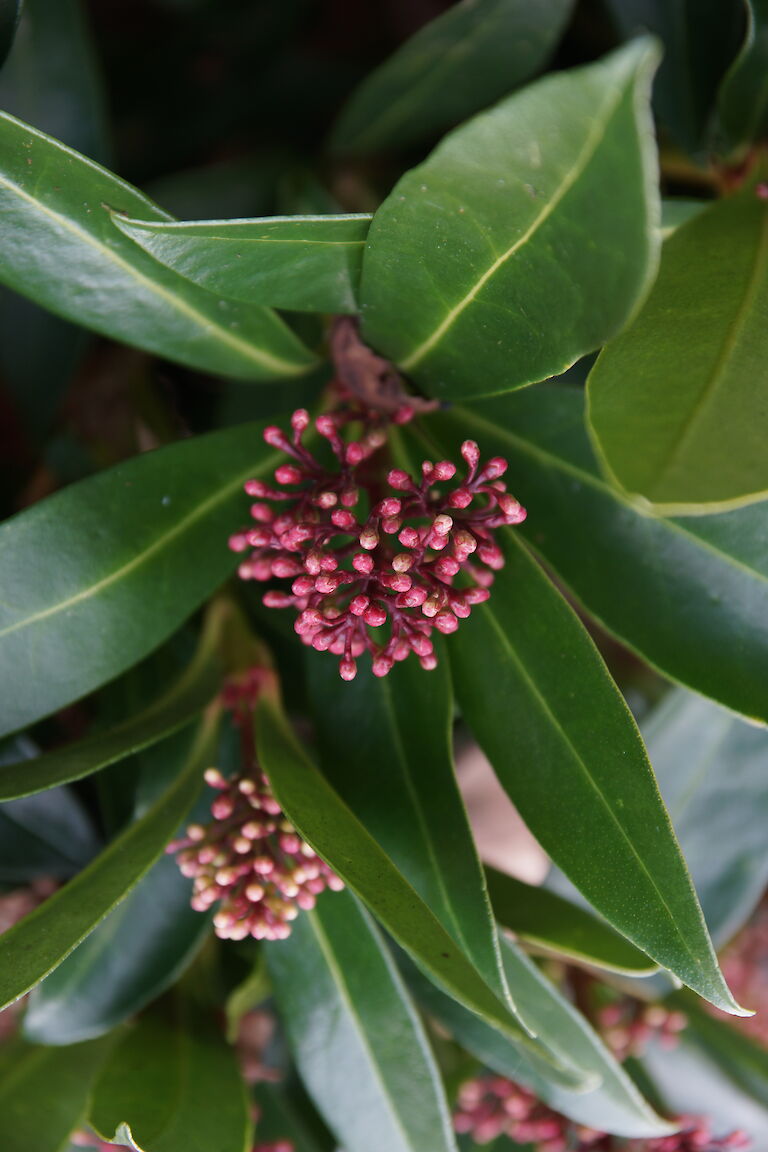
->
[[0, 600, 226, 801], [267, 890, 458, 1152], [0, 421, 280, 738], [255, 686, 586, 1089], [307, 654, 508, 1006], [0, 707, 218, 1010], [484, 867, 657, 976], [329, 0, 574, 154], [90, 997, 252, 1152], [441, 526, 745, 1015], [0, 1034, 113, 1152], [360, 41, 660, 400], [643, 687, 768, 948], [23, 849, 210, 1046], [0, 765, 100, 883], [422, 387, 768, 725], [0, 113, 316, 379], [588, 190, 768, 513], [405, 936, 674, 1137], [113, 213, 372, 314], [715, 0, 768, 158]]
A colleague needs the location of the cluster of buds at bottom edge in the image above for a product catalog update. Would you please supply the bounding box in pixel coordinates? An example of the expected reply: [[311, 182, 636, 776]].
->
[[453, 1076, 751, 1151], [168, 765, 343, 942], [598, 1000, 688, 1063], [229, 406, 526, 681]]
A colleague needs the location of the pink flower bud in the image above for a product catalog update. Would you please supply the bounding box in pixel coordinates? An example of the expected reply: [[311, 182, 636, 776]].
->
[[392, 552, 413, 573], [352, 552, 375, 574], [372, 655, 394, 677], [398, 526, 420, 548], [434, 610, 459, 634], [275, 464, 303, 485], [364, 604, 387, 627], [339, 658, 357, 681], [331, 508, 356, 530], [264, 426, 289, 450], [345, 441, 365, 466], [291, 408, 310, 433], [388, 469, 412, 490], [359, 525, 379, 550], [461, 439, 480, 470], [432, 513, 453, 536], [229, 533, 248, 553], [480, 457, 508, 480], [448, 487, 473, 509], [433, 460, 457, 480], [245, 479, 267, 497]]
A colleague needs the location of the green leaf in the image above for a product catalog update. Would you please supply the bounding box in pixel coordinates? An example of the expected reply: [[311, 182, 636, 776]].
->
[[422, 386, 768, 724], [0, 1034, 112, 1152], [406, 935, 673, 1137], [0, 601, 223, 801], [359, 41, 660, 400], [484, 867, 657, 976], [90, 997, 251, 1152], [436, 523, 742, 1014], [266, 889, 458, 1152], [252, 1082, 334, 1152], [22, 851, 209, 1045], [329, 0, 574, 154], [0, 0, 109, 162], [660, 197, 708, 236], [0, 421, 278, 737], [0, 708, 217, 1011], [113, 213, 372, 314], [307, 655, 507, 1004], [715, 0, 768, 157], [0, 113, 316, 380], [588, 191, 768, 512], [643, 687, 768, 947], [255, 686, 584, 1087], [605, 0, 744, 153]]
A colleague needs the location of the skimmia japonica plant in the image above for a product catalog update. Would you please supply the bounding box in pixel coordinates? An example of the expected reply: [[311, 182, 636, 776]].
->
[[1, 2, 768, 1151]]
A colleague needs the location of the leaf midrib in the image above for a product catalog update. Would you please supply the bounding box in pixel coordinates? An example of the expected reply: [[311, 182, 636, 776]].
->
[[454, 405, 768, 593], [649, 206, 768, 496], [0, 171, 310, 375], [0, 449, 279, 645], [306, 910, 417, 1152], [400, 75, 626, 371], [476, 538, 712, 983]]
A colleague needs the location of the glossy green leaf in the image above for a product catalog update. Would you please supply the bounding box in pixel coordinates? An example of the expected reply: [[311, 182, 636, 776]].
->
[[423, 386, 768, 724], [113, 213, 372, 314], [329, 0, 574, 154], [715, 0, 768, 156], [90, 998, 251, 1152], [436, 523, 742, 1014], [23, 852, 209, 1045], [0, 760, 100, 883], [643, 687, 768, 947], [606, 0, 744, 152], [0, 420, 279, 737], [307, 655, 507, 1003], [0, 601, 223, 800], [0, 1035, 112, 1152], [360, 41, 660, 400], [0, 709, 217, 1011], [266, 889, 457, 1152], [0, 0, 108, 443], [255, 687, 583, 1087], [588, 192, 768, 512], [484, 868, 657, 975], [406, 936, 673, 1137], [660, 197, 708, 236], [0, 113, 316, 380]]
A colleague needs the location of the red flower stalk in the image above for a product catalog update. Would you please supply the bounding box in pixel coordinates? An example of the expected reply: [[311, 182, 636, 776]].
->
[[229, 403, 526, 681], [453, 1076, 751, 1151], [168, 669, 343, 942]]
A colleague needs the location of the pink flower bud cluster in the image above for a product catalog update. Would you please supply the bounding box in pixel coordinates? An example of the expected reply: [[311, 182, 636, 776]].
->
[[717, 895, 768, 1046], [599, 1000, 688, 1062], [229, 404, 526, 681], [169, 764, 343, 942], [453, 1076, 750, 1151]]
